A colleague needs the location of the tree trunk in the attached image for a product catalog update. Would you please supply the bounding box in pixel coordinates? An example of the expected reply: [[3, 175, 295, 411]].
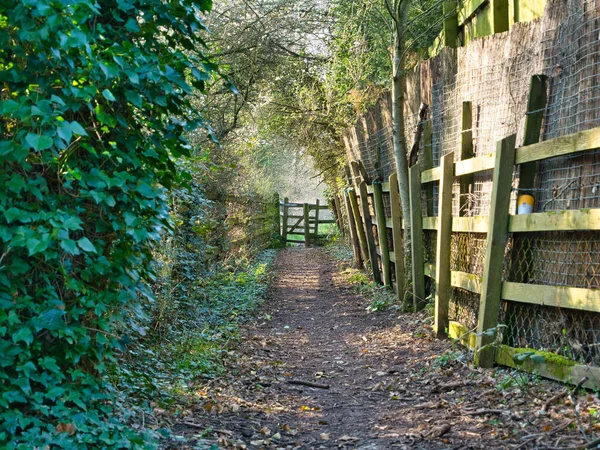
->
[[391, 2, 413, 309]]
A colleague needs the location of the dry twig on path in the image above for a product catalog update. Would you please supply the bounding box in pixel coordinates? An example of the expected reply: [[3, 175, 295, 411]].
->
[[287, 379, 330, 389]]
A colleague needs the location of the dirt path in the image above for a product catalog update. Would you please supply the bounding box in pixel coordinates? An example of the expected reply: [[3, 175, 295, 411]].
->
[[172, 247, 599, 449]]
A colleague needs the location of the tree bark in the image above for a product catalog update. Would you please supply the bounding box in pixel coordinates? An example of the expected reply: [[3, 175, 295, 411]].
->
[[390, 0, 413, 305]]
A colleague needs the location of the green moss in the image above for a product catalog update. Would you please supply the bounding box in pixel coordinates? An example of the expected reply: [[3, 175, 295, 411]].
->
[[506, 347, 576, 380], [511, 348, 576, 366]]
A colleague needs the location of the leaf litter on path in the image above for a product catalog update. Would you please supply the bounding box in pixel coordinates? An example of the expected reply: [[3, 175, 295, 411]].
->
[[165, 247, 600, 449]]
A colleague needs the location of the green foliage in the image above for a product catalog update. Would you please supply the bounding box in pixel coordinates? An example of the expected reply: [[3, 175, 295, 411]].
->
[[115, 250, 277, 408], [0, 0, 216, 447], [432, 350, 462, 368]]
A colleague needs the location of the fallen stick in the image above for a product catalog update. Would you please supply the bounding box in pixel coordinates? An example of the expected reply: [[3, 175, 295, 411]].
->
[[462, 408, 505, 416], [540, 389, 568, 414], [545, 435, 600, 450], [569, 376, 588, 402], [431, 381, 465, 394], [287, 379, 330, 389], [516, 420, 573, 449]]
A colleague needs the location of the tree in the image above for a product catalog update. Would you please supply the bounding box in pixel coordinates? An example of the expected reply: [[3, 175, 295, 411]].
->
[[0, 0, 215, 446]]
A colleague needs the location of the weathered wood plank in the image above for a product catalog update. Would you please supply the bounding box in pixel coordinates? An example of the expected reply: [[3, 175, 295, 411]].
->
[[367, 182, 391, 194], [422, 167, 441, 183], [448, 320, 477, 350], [373, 182, 392, 287], [348, 188, 369, 270], [314, 199, 320, 236], [434, 152, 454, 337], [492, 0, 509, 33], [303, 203, 310, 248], [495, 345, 600, 390], [475, 135, 517, 368], [518, 75, 547, 197], [452, 216, 489, 233], [421, 120, 435, 216], [344, 190, 363, 269], [360, 181, 382, 284], [452, 271, 482, 294], [508, 209, 600, 232], [389, 172, 406, 303], [460, 102, 474, 216], [454, 153, 495, 176], [515, 127, 600, 165], [409, 165, 426, 310], [282, 197, 289, 243], [458, 0, 488, 24], [502, 282, 600, 313], [443, 0, 458, 48], [423, 216, 439, 230]]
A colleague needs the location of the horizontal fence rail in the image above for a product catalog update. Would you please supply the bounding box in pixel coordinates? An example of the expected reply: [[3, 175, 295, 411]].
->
[[341, 121, 600, 388]]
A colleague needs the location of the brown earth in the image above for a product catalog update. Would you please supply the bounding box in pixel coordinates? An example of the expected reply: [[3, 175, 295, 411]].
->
[[168, 247, 600, 449]]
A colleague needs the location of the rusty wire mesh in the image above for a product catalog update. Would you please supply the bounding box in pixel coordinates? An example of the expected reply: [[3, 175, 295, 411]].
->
[[507, 231, 600, 288], [499, 302, 600, 365], [450, 232, 487, 276], [449, 287, 480, 331]]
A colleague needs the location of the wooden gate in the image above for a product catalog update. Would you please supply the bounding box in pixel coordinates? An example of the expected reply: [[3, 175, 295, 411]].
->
[[279, 199, 336, 247]]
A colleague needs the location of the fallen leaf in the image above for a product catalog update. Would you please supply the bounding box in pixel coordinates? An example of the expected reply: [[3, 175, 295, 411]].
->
[[56, 423, 77, 435], [338, 435, 360, 442]]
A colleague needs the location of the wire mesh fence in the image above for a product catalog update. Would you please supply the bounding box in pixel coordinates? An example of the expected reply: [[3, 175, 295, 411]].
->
[[343, 0, 600, 368]]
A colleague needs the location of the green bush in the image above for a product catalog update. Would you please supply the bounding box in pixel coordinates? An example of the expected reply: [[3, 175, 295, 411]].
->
[[0, 0, 215, 447]]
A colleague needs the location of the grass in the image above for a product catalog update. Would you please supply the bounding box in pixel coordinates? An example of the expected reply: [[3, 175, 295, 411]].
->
[[112, 250, 277, 411]]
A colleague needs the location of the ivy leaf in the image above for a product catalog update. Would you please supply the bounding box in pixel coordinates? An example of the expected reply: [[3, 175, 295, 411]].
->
[[25, 133, 53, 151], [69, 121, 88, 136], [33, 309, 66, 332], [77, 237, 97, 253], [12, 328, 33, 345], [57, 121, 73, 143], [0, 99, 20, 114], [102, 89, 116, 102], [60, 239, 79, 255], [26, 238, 49, 255]]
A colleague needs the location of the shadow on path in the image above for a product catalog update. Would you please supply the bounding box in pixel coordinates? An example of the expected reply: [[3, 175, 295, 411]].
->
[[172, 247, 585, 450]]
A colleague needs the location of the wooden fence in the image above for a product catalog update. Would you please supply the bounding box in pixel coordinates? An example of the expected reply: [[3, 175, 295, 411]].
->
[[339, 79, 600, 388], [280, 199, 336, 247]]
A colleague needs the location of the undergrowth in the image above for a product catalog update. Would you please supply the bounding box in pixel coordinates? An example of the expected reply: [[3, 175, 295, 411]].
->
[[325, 240, 398, 312], [112, 250, 277, 423]]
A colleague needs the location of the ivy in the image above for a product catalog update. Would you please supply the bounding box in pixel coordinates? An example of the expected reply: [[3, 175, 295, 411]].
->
[[0, 0, 216, 447]]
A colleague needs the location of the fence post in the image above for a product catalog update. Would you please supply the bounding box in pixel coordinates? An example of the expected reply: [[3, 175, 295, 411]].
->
[[492, 0, 509, 33], [359, 181, 382, 284], [303, 203, 310, 248], [389, 172, 405, 300], [409, 165, 425, 310], [460, 102, 474, 216], [434, 152, 455, 337], [443, 0, 458, 48], [315, 199, 320, 238], [518, 75, 547, 196], [475, 134, 517, 368], [344, 190, 363, 269], [421, 121, 435, 217], [348, 189, 369, 267], [273, 193, 280, 239], [373, 182, 391, 287], [282, 197, 289, 244], [333, 195, 344, 236]]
